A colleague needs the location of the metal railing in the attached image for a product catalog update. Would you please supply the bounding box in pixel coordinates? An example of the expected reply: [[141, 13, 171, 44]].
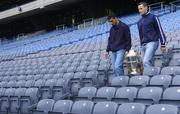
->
[[170, 0, 180, 12], [56, 24, 65, 31], [17, 33, 26, 40], [148, 1, 171, 15], [77, 16, 107, 29], [148, 1, 165, 12]]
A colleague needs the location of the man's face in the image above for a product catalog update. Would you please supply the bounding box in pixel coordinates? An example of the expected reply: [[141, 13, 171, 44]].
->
[[138, 4, 148, 16], [109, 18, 117, 26]]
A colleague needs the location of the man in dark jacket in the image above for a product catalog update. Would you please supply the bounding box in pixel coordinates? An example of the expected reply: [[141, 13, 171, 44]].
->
[[105, 14, 132, 76], [137, 2, 166, 68]]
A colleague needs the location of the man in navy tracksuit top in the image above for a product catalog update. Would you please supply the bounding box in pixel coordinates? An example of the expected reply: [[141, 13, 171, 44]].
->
[[105, 14, 132, 76], [137, 2, 166, 68]]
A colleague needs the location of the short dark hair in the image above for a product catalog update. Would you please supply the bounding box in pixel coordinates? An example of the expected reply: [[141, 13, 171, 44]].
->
[[138, 1, 148, 7], [107, 14, 117, 20]]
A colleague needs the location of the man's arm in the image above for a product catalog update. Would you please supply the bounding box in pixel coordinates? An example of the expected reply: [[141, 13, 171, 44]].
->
[[106, 36, 110, 53], [124, 25, 132, 52], [154, 16, 166, 47], [154, 16, 166, 53], [137, 22, 142, 41], [105, 36, 110, 59]]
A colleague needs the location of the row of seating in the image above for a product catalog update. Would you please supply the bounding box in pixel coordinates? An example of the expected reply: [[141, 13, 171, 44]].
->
[[0, 88, 39, 114], [0, 61, 179, 76], [74, 86, 180, 106], [0, 81, 68, 100], [0, 71, 107, 95], [0, 10, 180, 62], [0, 51, 107, 69], [2, 50, 106, 62], [14, 35, 108, 59], [0, 71, 101, 81], [0, 23, 109, 61], [143, 66, 180, 76], [110, 75, 180, 88], [32, 99, 178, 114], [0, 63, 109, 76], [1, 81, 180, 113], [0, 78, 78, 99]]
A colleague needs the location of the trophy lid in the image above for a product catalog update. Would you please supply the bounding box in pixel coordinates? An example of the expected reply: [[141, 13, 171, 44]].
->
[[126, 50, 136, 57]]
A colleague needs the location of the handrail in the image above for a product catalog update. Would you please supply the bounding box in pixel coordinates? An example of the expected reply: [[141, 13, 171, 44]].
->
[[56, 24, 65, 31], [77, 16, 107, 29], [148, 1, 166, 12], [169, 0, 180, 12], [170, 0, 180, 4], [148, 1, 165, 7]]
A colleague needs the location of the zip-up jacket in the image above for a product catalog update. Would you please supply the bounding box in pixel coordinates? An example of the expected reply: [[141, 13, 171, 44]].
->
[[106, 21, 132, 52], [138, 13, 166, 46]]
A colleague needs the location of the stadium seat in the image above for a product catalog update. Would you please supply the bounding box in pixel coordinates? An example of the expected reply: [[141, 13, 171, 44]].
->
[[98, 63, 110, 71], [93, 87, 116, 101], [7, 81, 16, 88], [41, 79, 57, 99], [172, 75, 180, 86], [0, 88, 6, 97], [143, 67, 160, 76], [34, 75, 43, 81], [93, 102, 118, 114], [9, 76, 17, 81], [67, 66, 77, 73], [63, 72, 74, 80], [160, 87, 180, 106], [0, 88, 16, 113], [110, 76, 129, 87], [3, 76, 10, 81], [70, 72, 86, 95], [32, 99, 55, 114], [0, 81, 8, 88], [53, 73, 64, 79], [129, 76, 150, 87], [76, 65, 88, 72], [146, 104, 178, 114], [161, 66, 180, 75], [26, 75, 34, 80], [112, 87, 138, 103], [17, 75, 26, 81], [34, 80, 46, 88], [52, 79, 70, 100], [87, 64, 99, 71], [80, 61, 89, 66], [169, 58, 180, 66], [71, 100, 94, 114], [117, 103, 145, 114], [24, 80, 35, 88], [75, 87, 97, 100], [9, 88, 26, 114], [20, 88, 40, 114], [49, 100, 73, 114], [16, 80, 26, 87], [149, 75, 172, 88], [43, 74, 53, 80], [57, 67, 66, 73], [82, 71, 99, 87], [135, 87, 163, 105]]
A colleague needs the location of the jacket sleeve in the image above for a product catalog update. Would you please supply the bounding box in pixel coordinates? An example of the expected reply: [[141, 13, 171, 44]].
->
[[106, 36, 110, 52], [137, 21, 142, 41], [154, 16, 166, 46], [124, 25, 132, 51]]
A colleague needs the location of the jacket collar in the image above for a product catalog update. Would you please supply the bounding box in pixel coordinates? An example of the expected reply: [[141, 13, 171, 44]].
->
[[113, 20, 121, 27], [142, 12, 150, 17]]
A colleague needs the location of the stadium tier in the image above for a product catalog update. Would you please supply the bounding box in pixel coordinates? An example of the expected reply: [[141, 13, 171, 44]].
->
[[0, 1, 180, 114]]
